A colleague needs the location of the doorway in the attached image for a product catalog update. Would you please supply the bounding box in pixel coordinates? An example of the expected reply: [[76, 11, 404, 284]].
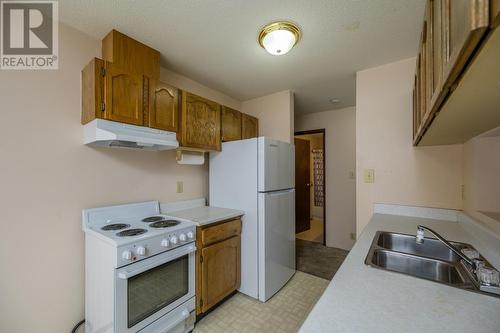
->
[[294, 129, 325, 245]]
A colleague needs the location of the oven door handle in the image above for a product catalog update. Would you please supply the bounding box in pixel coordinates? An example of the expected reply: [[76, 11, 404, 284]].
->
[[117, 244, 196, 280], [151, 309, 191, 333]]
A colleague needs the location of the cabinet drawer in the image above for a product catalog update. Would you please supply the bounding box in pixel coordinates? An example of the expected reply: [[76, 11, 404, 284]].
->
[[201, 219, 241, 246]]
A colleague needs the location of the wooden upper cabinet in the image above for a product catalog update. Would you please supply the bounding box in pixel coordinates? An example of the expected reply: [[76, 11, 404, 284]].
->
[[241, 113, 259, 139], [420, 16, 429, 120], [200, 235, 241, 313], [82, 58, 104, 124], [442, 0, 489, 88], [148, 80, 178, 132], [428, 0, 446, 113], [492, 0, 500, 27], [180, 91, 221, 151], [81, 58, 144, 126], [104, 61, 144, 126], [221, 106, 242, 142], [413, 73, 422, 142], [102, 30, 160, 79]]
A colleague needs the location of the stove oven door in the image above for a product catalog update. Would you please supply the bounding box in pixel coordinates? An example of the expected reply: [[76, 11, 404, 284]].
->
[[115, 243, 196, 333]]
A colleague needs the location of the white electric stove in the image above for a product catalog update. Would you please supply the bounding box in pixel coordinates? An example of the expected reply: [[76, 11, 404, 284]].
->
[[82, 201, 197, 333]]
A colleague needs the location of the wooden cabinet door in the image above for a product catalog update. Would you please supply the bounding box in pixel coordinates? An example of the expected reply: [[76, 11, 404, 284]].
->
[[148, 80, 178, 132], [81, 58, 104, 124], [180, 91, 221, 151], [221, 106, 242, 141], [428, 0, 446, 113], [442, 0, 489, 88], [102, 30, 160, 79], [241, 113, 259, 139], [492, 0, 500, 27], [103, 62, 144, 126], [200, 235, 241, 313]]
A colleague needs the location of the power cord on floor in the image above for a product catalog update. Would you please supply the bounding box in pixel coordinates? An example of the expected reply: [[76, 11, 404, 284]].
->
[[71, 319, 85, 333]]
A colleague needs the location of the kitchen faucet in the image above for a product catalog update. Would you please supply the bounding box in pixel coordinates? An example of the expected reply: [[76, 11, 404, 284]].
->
[[416, 225, 476, 270]]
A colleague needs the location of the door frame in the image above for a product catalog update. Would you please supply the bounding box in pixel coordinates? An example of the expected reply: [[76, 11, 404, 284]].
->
[[294, 129, 326, 246]]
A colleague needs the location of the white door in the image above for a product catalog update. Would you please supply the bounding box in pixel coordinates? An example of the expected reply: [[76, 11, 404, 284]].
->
[[258, 189, 296, 302], [258, 137, 295, 192]]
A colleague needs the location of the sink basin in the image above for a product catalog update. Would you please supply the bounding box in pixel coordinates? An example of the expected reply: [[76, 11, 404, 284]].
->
[[369, 249, 471, 286], [364, 231, 500, 296], [376, 231, 469, 262], [365, 231, 500, 297]]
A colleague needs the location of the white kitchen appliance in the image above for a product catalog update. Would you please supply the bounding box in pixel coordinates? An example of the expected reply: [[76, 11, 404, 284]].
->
[[84, 119, 179, 151], [209, 137, 296, 302], [82, 201, 196, 333]]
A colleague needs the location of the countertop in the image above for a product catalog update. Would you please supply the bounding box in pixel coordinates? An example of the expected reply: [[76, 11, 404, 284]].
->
[[299, 213, 500, 333], [165, 205, 244, 226]]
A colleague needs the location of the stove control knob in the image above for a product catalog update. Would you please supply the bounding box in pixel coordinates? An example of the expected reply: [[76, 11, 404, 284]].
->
[[161, 239, 170, 248], [170, 235, 178, 245], [137, 246, 147, 256], [179, 233, 187, 242], [186, 231, 194, 240], [122, 250, 132, 260]]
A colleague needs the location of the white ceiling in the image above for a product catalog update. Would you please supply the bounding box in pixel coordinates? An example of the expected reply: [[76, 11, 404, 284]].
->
[[59, 0, 425, 114]]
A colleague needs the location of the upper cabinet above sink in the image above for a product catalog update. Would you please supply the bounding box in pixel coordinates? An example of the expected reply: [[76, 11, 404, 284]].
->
[[413, 0, 500, 146]]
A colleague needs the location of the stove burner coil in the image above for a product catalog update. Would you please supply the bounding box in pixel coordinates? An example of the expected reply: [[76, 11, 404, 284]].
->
[[101, 223, 130, 231], [149, 220, 181, 228], [116, 228, 147, 237], [141, 216, 165, 223]]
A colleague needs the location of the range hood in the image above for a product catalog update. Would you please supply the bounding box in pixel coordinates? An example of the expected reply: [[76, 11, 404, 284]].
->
[[84, 119, 179, 151]]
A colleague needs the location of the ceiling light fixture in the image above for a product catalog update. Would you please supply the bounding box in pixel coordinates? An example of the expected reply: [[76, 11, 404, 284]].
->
[[258, 21, 301, 56]]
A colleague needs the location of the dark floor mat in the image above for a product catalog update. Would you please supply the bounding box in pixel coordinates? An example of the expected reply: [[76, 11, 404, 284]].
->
[[296, 239, 349, 280]]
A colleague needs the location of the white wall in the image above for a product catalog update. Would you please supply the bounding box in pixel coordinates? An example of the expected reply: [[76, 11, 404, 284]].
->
[[463, 136, 500, 234], [242, 90, 294, 143], [295, 107, 356, 250], [356, 58, 464, 236], [0, 23, 240, 333]]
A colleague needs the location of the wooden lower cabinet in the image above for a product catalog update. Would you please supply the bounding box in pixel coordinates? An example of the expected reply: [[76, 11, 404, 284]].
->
[[196, 218, 242, 315]]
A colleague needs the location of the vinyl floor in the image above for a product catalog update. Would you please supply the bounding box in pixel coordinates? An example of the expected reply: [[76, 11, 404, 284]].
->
[[193, 271, 329, 333]]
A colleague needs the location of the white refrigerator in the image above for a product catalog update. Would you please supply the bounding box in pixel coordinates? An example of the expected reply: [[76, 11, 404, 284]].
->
[[209, 137, 295, 302]]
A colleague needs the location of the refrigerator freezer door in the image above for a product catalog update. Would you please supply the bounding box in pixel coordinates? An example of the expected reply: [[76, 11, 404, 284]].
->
[[258, 138, 295, 192], [258, 189, 296, 302]]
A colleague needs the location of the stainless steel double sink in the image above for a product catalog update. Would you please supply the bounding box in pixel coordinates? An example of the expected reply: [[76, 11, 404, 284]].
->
[[365, 231, 493, 294]]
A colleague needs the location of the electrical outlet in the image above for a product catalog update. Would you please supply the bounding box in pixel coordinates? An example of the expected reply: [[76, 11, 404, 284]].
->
[[176, 181, 183, 193], [350, 233, 356, 240], [364, 169, 375, 183]]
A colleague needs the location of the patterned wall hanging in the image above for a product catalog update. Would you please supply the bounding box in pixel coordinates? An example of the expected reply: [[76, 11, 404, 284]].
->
[[312, 149, 324, 207]]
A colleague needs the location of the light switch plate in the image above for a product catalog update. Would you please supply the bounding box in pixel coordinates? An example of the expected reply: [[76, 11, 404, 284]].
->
[[364, 169, 375, 183], [176, 181, 183, 193]]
